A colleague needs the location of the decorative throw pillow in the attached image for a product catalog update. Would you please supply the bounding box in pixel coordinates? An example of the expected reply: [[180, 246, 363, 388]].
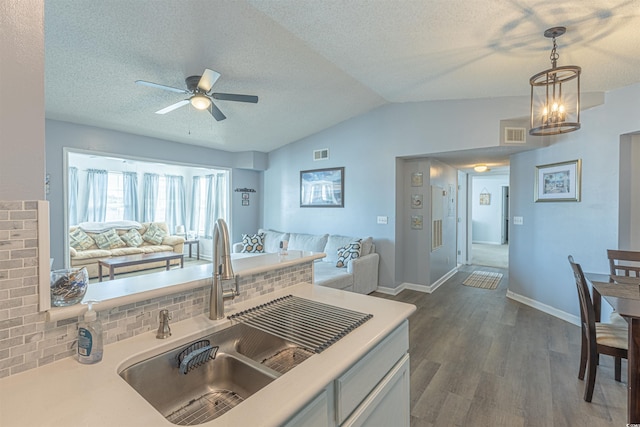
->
[[93, 229, 126, 250], [336, 239, 362, 268], [120, 229, 144, 247], [142, 223, 167, 245], [69, 228, 95, 251], [241, 233, 265, 253]]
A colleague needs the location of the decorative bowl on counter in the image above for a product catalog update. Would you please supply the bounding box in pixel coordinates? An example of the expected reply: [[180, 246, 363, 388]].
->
[[50, 267, 88, 307]]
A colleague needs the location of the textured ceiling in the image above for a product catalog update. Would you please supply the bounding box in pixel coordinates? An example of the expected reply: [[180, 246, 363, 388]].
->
[[45, 1, 640, 155]]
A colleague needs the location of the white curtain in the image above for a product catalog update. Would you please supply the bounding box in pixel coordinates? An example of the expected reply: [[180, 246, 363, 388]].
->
[[189, 176, 201, 235], [123, 172, 138, 221], [68, 167, 79, 226], [203, 173, 228, 238], [81, 169, 108, 222], [142, 173, 159, 222], [165, 175, 186, 235]]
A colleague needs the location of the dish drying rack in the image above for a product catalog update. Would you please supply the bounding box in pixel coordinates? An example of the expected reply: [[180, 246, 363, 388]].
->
[[228, 295, 373, 353]]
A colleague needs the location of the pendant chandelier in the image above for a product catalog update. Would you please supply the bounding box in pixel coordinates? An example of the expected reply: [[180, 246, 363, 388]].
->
[[529, 27, 581, 136]]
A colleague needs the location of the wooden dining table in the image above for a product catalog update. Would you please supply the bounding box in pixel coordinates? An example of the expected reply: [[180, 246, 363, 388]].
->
[[586, 272, 640, 423]]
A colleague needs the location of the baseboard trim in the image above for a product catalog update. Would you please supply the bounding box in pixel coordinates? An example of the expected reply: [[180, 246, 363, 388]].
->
[[506, 290, 580, 327], [376, 266, 459, 295], [375, 285, 406, 296]]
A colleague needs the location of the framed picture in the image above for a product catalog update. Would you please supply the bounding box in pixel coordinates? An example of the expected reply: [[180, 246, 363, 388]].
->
[[411, 215, 423, 230], [242, 200, 249, 206], [300, 167, 344, 208], [242, 193, 249, 200], [411, 194, 423, 209], [535, 159, 582, 202], [411, 172, 423, 187]]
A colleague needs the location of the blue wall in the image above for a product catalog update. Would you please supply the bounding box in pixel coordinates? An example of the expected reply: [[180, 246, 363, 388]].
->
[[509, 83, 640, 318], [264, 97, 530, 288]]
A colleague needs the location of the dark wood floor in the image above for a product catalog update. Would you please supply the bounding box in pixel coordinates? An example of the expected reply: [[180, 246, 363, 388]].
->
[[372, 265, 627, 427]]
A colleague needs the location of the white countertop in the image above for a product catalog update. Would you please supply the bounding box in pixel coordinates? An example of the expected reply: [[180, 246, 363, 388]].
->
[[1, 282, 415, 427], [47, 250, 325, 322]]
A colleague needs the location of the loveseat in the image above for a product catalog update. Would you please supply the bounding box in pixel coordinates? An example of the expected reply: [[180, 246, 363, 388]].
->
[[69, 221, 185, 279], [233, 229, 379, 294]]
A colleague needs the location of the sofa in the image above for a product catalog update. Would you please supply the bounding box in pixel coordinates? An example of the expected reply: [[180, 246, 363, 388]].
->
[[69, 221, 185, 278], [233, 229, 379, 294]]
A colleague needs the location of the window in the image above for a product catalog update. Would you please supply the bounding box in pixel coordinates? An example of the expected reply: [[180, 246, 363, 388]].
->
[[105, 172, 124, 221]]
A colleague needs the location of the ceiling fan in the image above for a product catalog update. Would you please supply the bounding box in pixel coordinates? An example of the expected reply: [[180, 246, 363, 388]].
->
[[135, 69, 258, 121]]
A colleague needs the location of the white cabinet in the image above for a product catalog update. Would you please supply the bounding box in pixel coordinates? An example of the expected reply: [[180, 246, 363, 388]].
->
[[284, 388, 331, 427], [341, 354, 410, 427], [287, 320, 410, 427], [335, 320, 408, 424]]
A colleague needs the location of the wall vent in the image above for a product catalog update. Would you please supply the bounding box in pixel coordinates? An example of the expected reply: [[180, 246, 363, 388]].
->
[[313, 148, 329, 161], [504, 127, 526, 144]]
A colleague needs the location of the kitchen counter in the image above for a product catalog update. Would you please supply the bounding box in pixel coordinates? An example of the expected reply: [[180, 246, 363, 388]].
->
[[0, 282, 415, 427], [47, 250, 325, 322]]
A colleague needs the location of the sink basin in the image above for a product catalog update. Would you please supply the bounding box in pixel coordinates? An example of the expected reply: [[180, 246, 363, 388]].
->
[[119, 324, 313, 425]]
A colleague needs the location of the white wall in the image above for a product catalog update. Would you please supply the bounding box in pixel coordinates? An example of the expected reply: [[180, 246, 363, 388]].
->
[[471, 174, 509, 244], [509, 83, 640, 318], [0, 0, 44, 199], [619, 134, 640, 250]]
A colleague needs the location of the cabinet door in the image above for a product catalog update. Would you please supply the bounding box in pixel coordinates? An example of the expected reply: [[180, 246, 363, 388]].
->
[[341, 354, 410, 427], [284, 388, 331, 427]]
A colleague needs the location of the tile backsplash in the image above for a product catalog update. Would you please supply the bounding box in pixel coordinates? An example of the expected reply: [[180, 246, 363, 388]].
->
[[0, 200, 313, 378]]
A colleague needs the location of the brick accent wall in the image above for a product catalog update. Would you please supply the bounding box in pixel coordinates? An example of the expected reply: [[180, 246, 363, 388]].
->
[[0, 200, 313, 378]]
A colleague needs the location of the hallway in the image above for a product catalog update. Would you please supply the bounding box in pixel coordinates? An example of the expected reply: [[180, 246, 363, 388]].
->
[[471, 243, 508, 269]]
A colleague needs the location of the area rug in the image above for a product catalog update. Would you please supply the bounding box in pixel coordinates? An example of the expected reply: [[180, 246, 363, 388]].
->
[[463, 271, 503, 290]]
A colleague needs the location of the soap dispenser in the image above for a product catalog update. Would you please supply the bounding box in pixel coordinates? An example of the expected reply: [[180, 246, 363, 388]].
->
[[78, 300, 103, 364]]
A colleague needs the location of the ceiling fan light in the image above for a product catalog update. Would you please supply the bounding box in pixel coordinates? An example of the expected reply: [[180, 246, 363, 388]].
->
[[474, 165, 489, 173], [190, 94, 211, 110]]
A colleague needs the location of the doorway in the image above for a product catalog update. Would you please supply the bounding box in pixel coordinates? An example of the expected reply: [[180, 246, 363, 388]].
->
[[467, 173, 509, 269]]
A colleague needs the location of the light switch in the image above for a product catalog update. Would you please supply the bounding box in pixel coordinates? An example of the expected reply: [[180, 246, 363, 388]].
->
[[513, 216, 523, 225], [377, 216, 388, 224]]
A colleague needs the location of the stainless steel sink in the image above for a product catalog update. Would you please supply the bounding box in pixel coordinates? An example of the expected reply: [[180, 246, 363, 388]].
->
[[118, 324, 312, 425]]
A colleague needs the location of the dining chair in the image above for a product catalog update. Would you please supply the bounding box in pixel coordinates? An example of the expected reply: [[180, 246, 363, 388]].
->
[[568, 255, 628, 402], [608, 249, 640, 282]]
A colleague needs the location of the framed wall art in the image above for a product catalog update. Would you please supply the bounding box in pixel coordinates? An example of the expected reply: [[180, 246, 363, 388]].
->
[[300, 167, 344, 207], [411, 172, 423, 187], [411, 194, 423, 209], [535, 159, 582, 202]]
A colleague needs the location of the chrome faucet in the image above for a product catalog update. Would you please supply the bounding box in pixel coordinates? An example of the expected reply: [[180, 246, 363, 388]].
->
[[156, 309, 172, 339], [210, 218, 238, 320]]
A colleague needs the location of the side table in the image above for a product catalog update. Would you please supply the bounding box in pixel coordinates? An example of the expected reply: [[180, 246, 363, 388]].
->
[[184, 239, 200, 260]]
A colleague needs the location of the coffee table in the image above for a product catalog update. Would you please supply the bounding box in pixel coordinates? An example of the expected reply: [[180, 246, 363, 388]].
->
[[98, 252, 184, 282]]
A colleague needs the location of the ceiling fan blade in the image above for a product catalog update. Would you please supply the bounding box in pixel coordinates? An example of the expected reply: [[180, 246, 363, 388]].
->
[[212, 93, 259, 103], [136, 80, 190, 94], [208, 101, 226, 121], [155, 100, 189, 114], [198, 69, 221, 93]]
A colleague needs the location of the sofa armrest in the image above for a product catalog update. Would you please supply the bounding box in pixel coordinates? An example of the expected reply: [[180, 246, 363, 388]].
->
[[233, 242, 244, 253], [69, 247, 77, 257], [163, 235, 185, 246], [349, 252, 379, 294]]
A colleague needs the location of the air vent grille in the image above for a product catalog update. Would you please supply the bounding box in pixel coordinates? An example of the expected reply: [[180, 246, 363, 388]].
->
[[313, 149, 329, 161], [505, 127, 526, 144]]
